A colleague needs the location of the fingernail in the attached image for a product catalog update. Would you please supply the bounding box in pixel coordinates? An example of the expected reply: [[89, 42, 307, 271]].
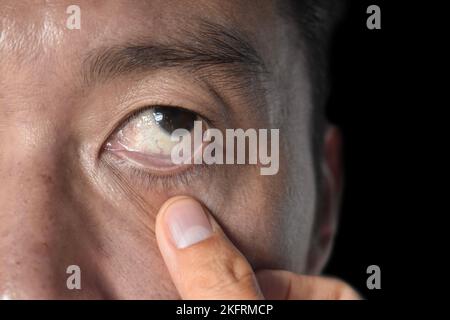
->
[[164, 198, 213, 249]]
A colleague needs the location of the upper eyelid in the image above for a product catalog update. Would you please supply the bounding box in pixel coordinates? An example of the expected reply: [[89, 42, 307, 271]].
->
[[104, 104, 213, 158], [118, 104, 211, 130], [117, 72, 229, 125], [90, 70, 235, 160], [97, 92, 222, 155]]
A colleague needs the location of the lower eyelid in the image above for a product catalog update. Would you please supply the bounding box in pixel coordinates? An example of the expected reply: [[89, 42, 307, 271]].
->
[[107, 149, 184, 171], [101, 151, 211, 191]]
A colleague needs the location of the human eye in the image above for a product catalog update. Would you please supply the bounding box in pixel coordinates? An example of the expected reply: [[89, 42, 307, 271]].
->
[[104, 106, 206, 171]]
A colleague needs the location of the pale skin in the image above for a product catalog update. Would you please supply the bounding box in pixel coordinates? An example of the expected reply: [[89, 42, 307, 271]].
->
[[0, 0, 359, 299]]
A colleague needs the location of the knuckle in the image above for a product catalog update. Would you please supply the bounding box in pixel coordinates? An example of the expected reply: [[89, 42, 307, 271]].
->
[[328, 279, 360, 300], [336, 284, 360, 300], [193, 250, 258, 297]]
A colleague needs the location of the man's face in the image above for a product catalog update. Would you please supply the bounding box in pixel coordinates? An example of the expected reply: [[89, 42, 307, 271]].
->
[[0, 0, 325, 299]]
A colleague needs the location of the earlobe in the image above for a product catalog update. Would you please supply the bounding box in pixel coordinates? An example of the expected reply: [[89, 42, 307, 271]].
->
[[306, 124, 343, 274]]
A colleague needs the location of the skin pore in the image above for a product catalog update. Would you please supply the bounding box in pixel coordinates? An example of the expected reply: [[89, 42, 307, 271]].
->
[[0, 0, 341, 299]]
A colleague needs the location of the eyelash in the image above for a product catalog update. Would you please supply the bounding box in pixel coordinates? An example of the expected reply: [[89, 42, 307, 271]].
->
[[114, 103, 214, 133]]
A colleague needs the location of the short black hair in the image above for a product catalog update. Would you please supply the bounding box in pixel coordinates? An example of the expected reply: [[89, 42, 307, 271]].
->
[[279, 0, 346, 149], [281, 1, 346, 110], [279, 1, 347, 203]]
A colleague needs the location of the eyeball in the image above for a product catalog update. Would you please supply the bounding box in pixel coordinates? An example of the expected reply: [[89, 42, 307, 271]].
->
[[105, 106, 201, 158]]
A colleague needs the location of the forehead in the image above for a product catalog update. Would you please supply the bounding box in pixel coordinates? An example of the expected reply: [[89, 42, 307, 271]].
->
[[0, 0, 310, 130], [0, 0, 277, 60]]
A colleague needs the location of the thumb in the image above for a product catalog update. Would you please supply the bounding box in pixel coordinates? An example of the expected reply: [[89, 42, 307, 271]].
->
[[155, 196, 264, 300], [256, 269, 361, 300]]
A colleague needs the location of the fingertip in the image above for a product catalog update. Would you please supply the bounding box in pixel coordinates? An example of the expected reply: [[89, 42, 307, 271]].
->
[[155, 196, 194, 238], [156, 196, 214, 250]]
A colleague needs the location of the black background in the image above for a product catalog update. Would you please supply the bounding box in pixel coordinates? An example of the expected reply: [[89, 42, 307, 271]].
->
[[323, 0, 412, 299]]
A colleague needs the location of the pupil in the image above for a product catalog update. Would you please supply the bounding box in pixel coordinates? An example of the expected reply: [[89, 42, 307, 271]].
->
[[152, 107, 197, 134]]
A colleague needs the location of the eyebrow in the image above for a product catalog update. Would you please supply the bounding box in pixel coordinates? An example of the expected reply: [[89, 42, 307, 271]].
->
[[82, 21, 267, 87]]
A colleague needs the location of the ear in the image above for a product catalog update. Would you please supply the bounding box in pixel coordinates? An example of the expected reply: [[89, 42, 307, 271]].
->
[[306, 124, 343, 274]]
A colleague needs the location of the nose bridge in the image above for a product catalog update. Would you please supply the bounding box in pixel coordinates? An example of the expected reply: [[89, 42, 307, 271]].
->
[[0, 108, 72, 299]]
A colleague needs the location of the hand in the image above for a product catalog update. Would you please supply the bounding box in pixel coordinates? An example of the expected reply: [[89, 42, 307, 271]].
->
[[155, 196, 360, 300]]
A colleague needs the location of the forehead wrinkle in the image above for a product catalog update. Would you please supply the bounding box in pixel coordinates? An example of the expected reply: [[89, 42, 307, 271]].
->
[[0, 2, 66, 64]]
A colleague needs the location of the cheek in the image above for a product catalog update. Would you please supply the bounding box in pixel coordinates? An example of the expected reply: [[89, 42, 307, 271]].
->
[[42, 162, 178, 299], [79, 203, 179, 299], [210, 167, 288, 271], [77, 160, 290, 298], [208, 149, 313, 273], [66, 168, 180, 299]]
